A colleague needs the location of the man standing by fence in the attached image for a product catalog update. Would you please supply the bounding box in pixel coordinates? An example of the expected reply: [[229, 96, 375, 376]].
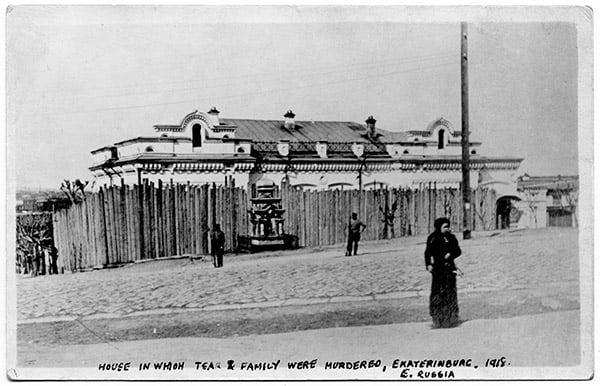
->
[[211, 224, 225, 268], [49, 246, 59, 275], [346, 212, 367, 256]]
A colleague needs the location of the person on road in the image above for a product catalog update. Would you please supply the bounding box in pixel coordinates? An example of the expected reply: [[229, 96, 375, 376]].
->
[[211, 224, 225, 268], [49, 245, 59, 275], [346, 212, 367, 256], [424, 217, 462, 328]]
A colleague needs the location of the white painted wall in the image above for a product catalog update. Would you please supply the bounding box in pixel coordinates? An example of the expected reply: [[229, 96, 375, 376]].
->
[[140, 171, 249, 187], [91, 169, 250, 189], [247, 168, 490, 190], [174, 141, 193, 153], [118, 142, 177, 157], [91, 150, 112, 165], [514, 192, 547, 229], [192, 141, 237, 154]]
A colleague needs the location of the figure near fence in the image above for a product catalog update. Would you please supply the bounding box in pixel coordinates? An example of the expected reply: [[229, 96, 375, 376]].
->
[[49, 246, 59, 275], [211, 224, 225, 268], [424, 217, 462, 328], [346, 212, 367, 256]]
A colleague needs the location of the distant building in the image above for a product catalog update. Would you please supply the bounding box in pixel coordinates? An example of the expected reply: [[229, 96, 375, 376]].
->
[[15, 192, 71, 214], [90, 107, 522, 193], [514, 174, 578, 228], [16, 199, 24, 213], [19, 196, 35, 213]]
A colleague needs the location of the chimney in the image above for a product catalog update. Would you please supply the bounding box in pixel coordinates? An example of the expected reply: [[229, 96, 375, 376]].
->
[[208, 106, 220, 126], [284, 110, 296, 129], [366, 115, 377, 138]]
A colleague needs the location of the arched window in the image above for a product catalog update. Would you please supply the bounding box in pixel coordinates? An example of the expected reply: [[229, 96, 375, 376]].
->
[[292, 183, 318, 190], [364, 181, 389, 190], [237, 147, 245, 153], [145, 146, 154, 152], [438, 129, 445, 149], [403, 149, 409, 154], [192, 123, 202, 147], [328, 182, 353, 190]]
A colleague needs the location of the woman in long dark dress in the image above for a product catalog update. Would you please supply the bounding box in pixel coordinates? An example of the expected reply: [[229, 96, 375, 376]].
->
[[424, 217, 462, 328]]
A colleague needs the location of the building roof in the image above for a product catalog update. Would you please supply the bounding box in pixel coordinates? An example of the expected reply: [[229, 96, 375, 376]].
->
[[407, 130, 462, 138], [113, 136, 191, 147], [221, 118, 412, 144], [517, 175, 579, 191]]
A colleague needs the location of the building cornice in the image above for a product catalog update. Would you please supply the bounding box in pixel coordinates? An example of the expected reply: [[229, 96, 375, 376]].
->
[[256, 156, 522, 173], [114, 137, 192, 146], [90, 145, 116, 155], [91, 153, 521, 172], [90, 153, 255, 171]]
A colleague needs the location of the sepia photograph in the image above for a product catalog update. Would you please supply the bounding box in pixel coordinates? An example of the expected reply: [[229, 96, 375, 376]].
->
[[5, 5, 594, 380]]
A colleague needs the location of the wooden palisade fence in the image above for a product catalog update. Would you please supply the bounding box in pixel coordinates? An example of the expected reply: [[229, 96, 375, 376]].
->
[[280, 181, 496, 247], [53, 180, 496, 272], [53, 179, 249, 272]]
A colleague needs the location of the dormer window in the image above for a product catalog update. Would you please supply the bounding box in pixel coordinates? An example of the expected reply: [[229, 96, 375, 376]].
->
[[438, 129, 446, 149], [192, 123, 202, 147]]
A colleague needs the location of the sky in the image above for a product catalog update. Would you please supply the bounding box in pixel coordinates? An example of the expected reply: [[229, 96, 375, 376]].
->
[[6, 6, 583, 189]]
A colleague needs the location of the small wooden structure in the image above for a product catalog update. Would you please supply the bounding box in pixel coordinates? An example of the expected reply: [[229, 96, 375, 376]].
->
[[238, 177, 298, 252]]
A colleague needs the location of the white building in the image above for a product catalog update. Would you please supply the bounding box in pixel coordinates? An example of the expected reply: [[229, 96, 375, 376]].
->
[[90, 108, 522, 198], [513, 174, 579, 228]]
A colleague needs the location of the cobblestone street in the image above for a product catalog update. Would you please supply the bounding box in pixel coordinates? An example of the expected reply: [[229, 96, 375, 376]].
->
[[16, 228, 579, 322]]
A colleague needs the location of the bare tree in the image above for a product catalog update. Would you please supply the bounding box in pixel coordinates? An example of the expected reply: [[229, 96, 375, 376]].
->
[[379, 200, 398, 239], [555, 182, 578, 227], [521, 189, 540, 228], [16, 213, 53, 275], [473, 202, 488, 230], [470, 188, 495, 230]]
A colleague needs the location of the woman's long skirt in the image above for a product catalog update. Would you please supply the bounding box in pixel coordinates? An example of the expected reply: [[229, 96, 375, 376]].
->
[[429, 270, 459, 328]]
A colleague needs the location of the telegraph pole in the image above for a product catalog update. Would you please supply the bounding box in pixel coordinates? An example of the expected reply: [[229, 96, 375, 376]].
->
[[461, 22, 472, 240], [357, 157, 365, 216]]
